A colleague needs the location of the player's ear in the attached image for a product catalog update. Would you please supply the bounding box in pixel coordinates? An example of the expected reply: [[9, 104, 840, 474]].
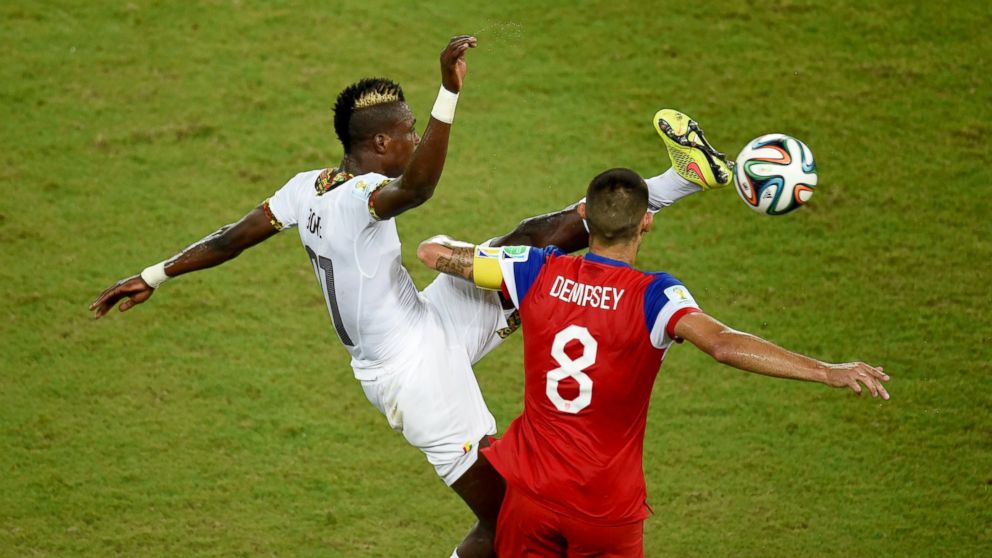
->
[[373, 133, 389, 154], [577, 202, 587, 220], [641, 211, 654, 233]]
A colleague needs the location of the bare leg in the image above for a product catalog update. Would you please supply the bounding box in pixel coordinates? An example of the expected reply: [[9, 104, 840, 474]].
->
[[449, 438, 506, 558]]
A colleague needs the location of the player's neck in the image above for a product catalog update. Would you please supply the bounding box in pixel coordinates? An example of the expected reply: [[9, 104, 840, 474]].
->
[[588, 237, 640, 266], [339, 152, 385, 176]]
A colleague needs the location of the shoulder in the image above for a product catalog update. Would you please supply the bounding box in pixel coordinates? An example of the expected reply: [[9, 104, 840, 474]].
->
[[641, 270, 698, 320], [278, 168, 325, 199], [265, 169, 325, 229], [644, 272, 695, 309], [348, 172, 391, 191], [644, 271, 683, 289], [345, 172, 394, 220], [276, 169, 323, 193], [641, 271, 700, 347], [292, 169, 325, 186], [519, 245, 565, 260], [299, 168, 324, 179]]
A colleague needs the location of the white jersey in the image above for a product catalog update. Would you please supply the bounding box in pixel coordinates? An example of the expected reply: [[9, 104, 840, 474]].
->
[[264, 168, 507, 484], [265, 169, 429, 378]]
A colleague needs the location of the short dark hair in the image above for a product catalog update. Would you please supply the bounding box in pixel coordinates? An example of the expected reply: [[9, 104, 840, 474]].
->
[[333, 78, 406, 152], [584, 168, 649, 245]]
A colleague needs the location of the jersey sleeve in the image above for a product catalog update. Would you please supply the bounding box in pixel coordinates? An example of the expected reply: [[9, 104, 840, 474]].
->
[[351, 173, 394, 222], [263, 171, 317, 230], [644, 273, 701, 348], [486, 246, 561, 308]]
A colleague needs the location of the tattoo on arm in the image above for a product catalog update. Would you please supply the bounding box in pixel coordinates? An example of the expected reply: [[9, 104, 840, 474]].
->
[[435, 246, 474, 280]]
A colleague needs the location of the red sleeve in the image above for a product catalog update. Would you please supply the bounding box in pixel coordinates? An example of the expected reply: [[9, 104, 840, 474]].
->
[[666, 307, 701, 343]]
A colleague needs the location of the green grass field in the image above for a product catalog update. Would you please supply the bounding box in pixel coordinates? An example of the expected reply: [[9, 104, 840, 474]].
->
[[2, 1, 990, 556]]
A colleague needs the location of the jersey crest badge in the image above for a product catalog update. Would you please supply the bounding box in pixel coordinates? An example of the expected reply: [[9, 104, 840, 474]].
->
[[501, 246, 529, 261], [351, 179, 372, 200], [664, 284, 694, 304]]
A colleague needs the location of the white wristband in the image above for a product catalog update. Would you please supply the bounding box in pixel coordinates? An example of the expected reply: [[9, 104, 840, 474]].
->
[[140, 261, 170, 289], [430, 85, 459, 124]]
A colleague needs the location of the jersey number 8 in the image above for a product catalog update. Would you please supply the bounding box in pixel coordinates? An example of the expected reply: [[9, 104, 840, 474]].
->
[[546, 325, 598, 414]]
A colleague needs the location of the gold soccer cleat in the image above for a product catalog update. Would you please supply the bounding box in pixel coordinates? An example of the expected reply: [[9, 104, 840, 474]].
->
[[653, 109, 732, 190]]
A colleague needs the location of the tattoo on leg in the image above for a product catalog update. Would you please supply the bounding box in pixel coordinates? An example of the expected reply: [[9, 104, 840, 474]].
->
[[436, 246, 475, 280]]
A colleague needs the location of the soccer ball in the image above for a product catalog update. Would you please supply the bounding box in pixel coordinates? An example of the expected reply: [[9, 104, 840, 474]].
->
[[733, 134, 818, 215]]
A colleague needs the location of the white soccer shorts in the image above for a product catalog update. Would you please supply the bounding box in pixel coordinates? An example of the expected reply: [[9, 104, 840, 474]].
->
[[358, 273, 511, 485]]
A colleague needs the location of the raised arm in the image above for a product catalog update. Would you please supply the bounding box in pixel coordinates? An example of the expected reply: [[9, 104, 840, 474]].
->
[[674, 312, 890, 399], [89, 205, 278, 318], [371, 35, 477, 220]]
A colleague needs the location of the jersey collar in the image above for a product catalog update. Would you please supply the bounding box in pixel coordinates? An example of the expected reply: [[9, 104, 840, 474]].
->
[[314, 167, 353, 195], [584, 251, 632, 268]]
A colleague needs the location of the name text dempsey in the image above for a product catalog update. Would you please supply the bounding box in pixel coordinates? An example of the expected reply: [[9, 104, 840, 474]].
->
[[548, 276, 625, 310]]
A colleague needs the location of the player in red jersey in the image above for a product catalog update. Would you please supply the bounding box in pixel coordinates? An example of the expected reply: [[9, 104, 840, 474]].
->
[[417, 167, 890, 557]]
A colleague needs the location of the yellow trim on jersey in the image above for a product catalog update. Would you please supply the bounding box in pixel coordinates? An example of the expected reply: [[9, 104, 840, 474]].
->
[[367, 179, 393, 221], [473, 247, 504, 290], [261, 198, 285, 231]]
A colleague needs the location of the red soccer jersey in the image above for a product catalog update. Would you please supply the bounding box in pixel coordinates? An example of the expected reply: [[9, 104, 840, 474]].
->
[[481, 247, 701, 524]]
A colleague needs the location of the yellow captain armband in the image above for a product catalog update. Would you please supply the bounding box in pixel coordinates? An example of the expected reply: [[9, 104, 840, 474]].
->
[[473, 246, 505, 290]]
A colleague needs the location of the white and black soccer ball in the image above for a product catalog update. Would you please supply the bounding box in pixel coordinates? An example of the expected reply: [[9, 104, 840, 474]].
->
[[733, 134, 817, 215]]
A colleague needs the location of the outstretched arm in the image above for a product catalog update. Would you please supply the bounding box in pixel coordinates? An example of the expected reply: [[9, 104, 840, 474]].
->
[[674, 312, 890, 399], [89, 205, 278, 318], [371, 35, 478, 220], [417, 235, 477, 282]]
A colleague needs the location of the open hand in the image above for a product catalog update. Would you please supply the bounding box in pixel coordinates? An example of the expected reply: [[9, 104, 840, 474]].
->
[[825, 362, 890, 400], [440, 35, 477, 93], [89, 275, 155, 319]]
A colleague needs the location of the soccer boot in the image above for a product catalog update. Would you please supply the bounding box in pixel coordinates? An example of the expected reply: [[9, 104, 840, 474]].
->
[[653, 109, 732, 190]]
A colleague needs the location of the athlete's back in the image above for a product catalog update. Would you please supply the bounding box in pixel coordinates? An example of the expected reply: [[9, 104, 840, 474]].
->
[[484, 247, 702, 524], [265, 168, 427, 374]]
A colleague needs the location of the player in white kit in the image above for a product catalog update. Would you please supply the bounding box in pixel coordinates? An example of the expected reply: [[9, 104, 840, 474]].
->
[[90, 34, 721, 557]]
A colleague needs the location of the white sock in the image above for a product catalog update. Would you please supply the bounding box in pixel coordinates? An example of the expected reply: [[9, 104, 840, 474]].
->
[[644, 168, 702, 212], [450, 550, 460, 558]]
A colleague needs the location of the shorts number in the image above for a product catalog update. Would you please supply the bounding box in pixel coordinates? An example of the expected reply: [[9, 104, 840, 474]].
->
[[546, 325, 598, 414]]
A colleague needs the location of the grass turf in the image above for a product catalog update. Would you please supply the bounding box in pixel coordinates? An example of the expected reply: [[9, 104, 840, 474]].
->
[[1, 0, 989, 556]]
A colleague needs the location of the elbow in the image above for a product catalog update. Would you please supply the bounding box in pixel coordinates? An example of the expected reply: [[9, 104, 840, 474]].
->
[[407, 187, 436, 209], [709, 343, 733, 365], [400, 172, 440, 208], [706, 333, 738, 365], [205, 224, 238, 255], [706, 328, 754, 366]]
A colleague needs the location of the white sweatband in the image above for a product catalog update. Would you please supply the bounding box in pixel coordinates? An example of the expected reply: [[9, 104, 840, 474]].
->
[[430, 85, 459, 124], [140, 261, 170, 289]]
